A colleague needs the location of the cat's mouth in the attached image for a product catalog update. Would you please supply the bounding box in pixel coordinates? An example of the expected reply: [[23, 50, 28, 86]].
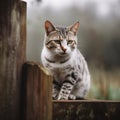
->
[[58, 52, 68, 56]]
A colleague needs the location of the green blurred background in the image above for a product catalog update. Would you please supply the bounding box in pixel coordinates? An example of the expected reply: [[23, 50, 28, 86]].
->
[[25, 0, 120, 100]]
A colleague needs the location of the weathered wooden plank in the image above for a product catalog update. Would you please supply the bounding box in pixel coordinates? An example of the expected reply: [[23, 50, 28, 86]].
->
[[0, 1, 26, 120], [53, 100, 120, 120], [22, 62, 52, 120]]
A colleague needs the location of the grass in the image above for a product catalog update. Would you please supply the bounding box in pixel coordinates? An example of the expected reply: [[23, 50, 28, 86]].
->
[[88, 66, 120, 100]]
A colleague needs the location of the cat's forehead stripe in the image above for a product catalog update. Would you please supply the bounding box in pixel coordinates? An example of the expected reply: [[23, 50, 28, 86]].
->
[[48, 27, 77, 41], [56, 27, 68, 38], [49, 32, 59, 39]]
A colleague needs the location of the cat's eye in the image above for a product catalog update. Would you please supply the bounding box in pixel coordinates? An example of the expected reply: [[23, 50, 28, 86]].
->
[[67, 40, 73, 44], [54, 40, 60, 44]]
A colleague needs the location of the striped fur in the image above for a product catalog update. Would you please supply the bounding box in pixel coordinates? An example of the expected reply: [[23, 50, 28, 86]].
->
[[41, 20, 90, 100]]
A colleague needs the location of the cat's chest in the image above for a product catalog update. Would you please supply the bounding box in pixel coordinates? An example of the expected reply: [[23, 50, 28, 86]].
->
[[50, 65, 72, 82]]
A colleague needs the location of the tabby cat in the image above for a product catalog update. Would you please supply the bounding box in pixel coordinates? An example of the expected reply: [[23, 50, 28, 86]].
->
[[41, 20, 90, 100]]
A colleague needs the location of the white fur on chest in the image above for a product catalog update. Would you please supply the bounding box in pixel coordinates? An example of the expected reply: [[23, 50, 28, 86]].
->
[[41, 47, 77, 81]]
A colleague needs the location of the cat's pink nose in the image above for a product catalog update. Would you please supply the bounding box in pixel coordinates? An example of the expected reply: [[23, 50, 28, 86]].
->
[[63, 48, 67, 53], [61, 47, 67, 53]]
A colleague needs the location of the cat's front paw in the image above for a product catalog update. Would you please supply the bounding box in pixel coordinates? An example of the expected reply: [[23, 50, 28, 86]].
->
[[52, 91, 59, 100], [57, 94, 69, 100], [68, 94, 76, 100]]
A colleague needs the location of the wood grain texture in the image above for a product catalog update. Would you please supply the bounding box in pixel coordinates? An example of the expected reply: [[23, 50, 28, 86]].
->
[[53, 100, 120, 120], [0, 1, 26, 120], [22, 62, 53, 120]]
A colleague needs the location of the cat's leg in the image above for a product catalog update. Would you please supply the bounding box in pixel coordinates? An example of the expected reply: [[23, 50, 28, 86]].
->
[[68, 94, 85, 100], [57, 72, 77, 100], [68, 94, 76, 100], [57, 82, 73, 100], [52, 80, 60, 100]]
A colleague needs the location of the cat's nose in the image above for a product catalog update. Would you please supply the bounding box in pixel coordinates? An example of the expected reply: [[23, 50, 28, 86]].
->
[[63, 48, 67, 53], [61, 46, 67, 53]]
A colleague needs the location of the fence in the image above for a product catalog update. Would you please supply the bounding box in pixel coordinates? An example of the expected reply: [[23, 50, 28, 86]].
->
[[22, 62, 120, 120], [21, 62, 52, 120], [0, 1, 26, 120]]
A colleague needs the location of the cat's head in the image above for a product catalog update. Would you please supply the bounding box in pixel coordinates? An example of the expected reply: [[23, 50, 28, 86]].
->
[[44, 20, 79, 56]]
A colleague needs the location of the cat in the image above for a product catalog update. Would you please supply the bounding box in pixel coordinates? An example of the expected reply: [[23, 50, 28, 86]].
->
[[41, 20, 90, 100]]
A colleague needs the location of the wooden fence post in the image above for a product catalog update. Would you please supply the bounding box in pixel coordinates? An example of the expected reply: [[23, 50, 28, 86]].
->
[[22, 62, 52, 120], [0, 1, 26, 120]]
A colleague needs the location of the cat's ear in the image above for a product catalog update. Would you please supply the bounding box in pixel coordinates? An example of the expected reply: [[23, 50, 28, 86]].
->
[[69, 21, 80, 35], [45, 20, 56, 36]]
